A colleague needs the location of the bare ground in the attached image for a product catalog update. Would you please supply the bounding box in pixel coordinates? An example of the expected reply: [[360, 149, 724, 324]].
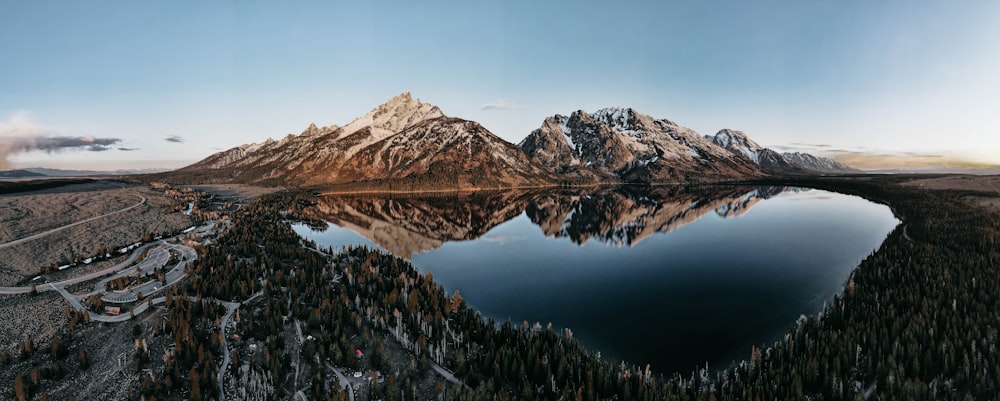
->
[[183, 184, 281, 200], [0, 184, 191, 286], [903, 175, 1000, 212], [0, 181, 136, 244], [0, 182, 201, 400], [0, 302, 161, 401], [0, 292, 68, 356]]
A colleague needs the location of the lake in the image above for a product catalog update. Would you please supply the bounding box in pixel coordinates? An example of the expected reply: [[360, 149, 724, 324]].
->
[[292, 185, 899, 375]]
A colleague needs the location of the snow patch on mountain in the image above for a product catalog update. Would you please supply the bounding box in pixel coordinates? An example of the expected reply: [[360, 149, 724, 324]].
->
[[710, 129, 764, 163], [555, 115, 574, 152], [782, 152, 856, 173], [707, 129, 855, 173], [592, 107, 645, 139]]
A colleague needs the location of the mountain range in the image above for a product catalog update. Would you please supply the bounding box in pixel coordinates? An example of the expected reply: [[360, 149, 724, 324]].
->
[[163, 93, 854, 189], [0, 167, 171, 177], [706, 129, 855, 174], [172, 93, 554, 190], [0, 169, 46, 178]]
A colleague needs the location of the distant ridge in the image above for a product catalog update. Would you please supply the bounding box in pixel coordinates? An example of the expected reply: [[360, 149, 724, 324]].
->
[[707, 129, 857, 174], [0, 169, 46, 178], [20, 167, 171, 177]]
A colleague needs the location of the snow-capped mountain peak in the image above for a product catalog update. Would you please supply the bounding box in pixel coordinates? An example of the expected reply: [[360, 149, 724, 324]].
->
[[340, 92, 445, 139], [591, 107, 632, 128], [174, 93, 554, 188], [782, 152, 857, 173], [520, 107, 764, 182], [708, 129, 856, 174], [710, 129, 765, 163], [173, 95, 856, 188]]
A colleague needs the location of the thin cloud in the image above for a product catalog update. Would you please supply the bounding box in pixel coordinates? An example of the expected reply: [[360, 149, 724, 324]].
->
[[0, 135, 124, 167], [481, 99, 523, 111], [774, 143, 842, 152], [118, 147, 139, 151], [822, 149, 865, 155], [0, 111, 127, 167], [789, 142, 832, 148], [0, 110, 48, 137], [164, 135, 184, 143]]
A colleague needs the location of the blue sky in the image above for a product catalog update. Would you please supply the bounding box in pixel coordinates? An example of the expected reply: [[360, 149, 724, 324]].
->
[[2, 0, 999, 170]]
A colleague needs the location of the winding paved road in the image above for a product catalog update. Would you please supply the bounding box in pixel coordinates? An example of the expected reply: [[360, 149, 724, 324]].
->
[[0, 240, 164, 295], [24, 240, 200, 323], [216, 301, 239, 401], [0, 193, 146, 250], [0, 217, 273, 401], [324, 362, 356, 401], [431, 361, 470, 390], [97, 244, 195, 303], [50, 283, 84, 310], [218, 291, 262, 401]]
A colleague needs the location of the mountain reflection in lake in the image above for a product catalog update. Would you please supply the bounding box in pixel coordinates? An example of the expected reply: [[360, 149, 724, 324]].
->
[[292, 185, 898, 375]]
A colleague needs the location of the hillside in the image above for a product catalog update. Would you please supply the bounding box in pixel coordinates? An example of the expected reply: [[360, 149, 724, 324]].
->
[[171, 93, 556, 190]]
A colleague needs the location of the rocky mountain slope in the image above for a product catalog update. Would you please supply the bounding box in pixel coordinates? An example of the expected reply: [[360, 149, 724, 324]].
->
[[781, 152, 856, 173], [518, 108, 766, 183], [707, 129, 855, 174], [173, 93, 555, 190], [171, 94, 855, 190]]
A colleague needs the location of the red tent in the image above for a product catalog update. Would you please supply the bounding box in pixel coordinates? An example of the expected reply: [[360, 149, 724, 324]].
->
[[355, 349, 363, 357]]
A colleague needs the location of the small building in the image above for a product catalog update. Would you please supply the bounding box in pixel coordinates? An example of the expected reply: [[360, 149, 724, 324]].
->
[[104, 306, 121, 316]]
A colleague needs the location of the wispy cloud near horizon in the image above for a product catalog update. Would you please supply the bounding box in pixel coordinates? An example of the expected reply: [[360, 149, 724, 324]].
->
[[481, 99, 523, 111], [164, 135, 184, 143], [830, 151, 1000, 170], [772, 143, 849, 153], [0, 111, 123, 168]]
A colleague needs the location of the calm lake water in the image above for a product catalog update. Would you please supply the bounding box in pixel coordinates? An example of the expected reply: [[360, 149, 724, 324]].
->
[[292, 186, 898, 375]]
